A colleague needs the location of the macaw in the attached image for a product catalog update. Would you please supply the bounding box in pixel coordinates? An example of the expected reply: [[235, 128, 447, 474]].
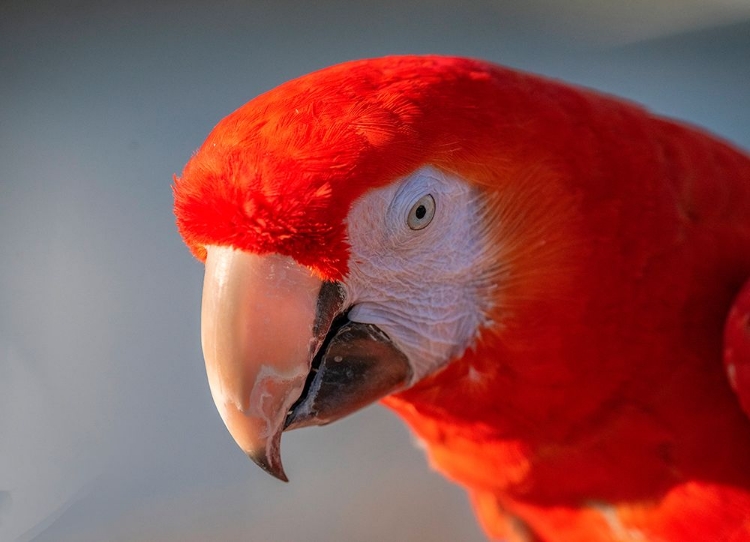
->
[[173, 56, 750, 541]]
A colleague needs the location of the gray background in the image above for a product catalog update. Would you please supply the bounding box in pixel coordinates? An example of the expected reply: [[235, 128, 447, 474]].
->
[[2, 1, 750, 541]]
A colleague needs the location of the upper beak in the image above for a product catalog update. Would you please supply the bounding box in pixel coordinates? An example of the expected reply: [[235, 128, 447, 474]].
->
[[200, 245, 412, 481]]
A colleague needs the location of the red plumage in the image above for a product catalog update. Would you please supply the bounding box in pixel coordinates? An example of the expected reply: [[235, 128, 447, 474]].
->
[[175, 56, 750, 540]]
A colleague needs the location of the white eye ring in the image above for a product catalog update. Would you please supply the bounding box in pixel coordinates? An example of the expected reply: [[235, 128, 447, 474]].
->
[[407, 194, 436, 230]]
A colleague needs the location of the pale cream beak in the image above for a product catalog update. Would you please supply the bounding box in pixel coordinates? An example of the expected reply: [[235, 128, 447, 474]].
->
[[200, 244, 412, 482], [200, 245, 322, 481]]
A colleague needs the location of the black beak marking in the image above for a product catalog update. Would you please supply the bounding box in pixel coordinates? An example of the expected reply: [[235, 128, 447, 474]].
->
[[251, 280, 412, 481]]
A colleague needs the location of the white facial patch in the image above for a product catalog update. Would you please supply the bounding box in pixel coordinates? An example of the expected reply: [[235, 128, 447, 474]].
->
[[343, 166, 495, 382]]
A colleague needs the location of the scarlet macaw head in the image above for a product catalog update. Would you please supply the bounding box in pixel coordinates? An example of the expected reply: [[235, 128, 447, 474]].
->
[[174, 55, 577, 481]]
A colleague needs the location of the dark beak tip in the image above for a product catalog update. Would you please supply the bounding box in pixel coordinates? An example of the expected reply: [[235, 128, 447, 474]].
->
[[247, 450, 289, 483]]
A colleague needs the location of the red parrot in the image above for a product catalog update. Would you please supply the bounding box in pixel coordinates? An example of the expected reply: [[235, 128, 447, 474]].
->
[[173, 56, 750, 541]]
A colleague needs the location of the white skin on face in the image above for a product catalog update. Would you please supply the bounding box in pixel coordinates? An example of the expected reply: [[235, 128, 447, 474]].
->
[[342, 165, 496, 382]]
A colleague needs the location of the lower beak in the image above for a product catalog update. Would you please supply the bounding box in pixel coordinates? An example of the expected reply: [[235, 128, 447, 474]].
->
[[200, 245, 412, 481]]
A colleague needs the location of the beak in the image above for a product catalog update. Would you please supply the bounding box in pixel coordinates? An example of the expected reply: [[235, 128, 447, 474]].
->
[[200, 246, 412, 481]]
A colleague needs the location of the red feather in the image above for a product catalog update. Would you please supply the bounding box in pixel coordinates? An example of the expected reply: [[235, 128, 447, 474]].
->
[[175, 56, 750, 540]]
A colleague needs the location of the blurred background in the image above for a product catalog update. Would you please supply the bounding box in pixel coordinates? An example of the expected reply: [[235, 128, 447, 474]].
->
[[2, 1, 750, 541]]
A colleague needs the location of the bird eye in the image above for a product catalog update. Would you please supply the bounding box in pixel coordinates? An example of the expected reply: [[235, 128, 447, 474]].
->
[[407, 194, 435, 230]]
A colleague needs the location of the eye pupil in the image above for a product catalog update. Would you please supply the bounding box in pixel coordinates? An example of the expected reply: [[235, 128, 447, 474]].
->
[[407, 194, 435, 230]]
